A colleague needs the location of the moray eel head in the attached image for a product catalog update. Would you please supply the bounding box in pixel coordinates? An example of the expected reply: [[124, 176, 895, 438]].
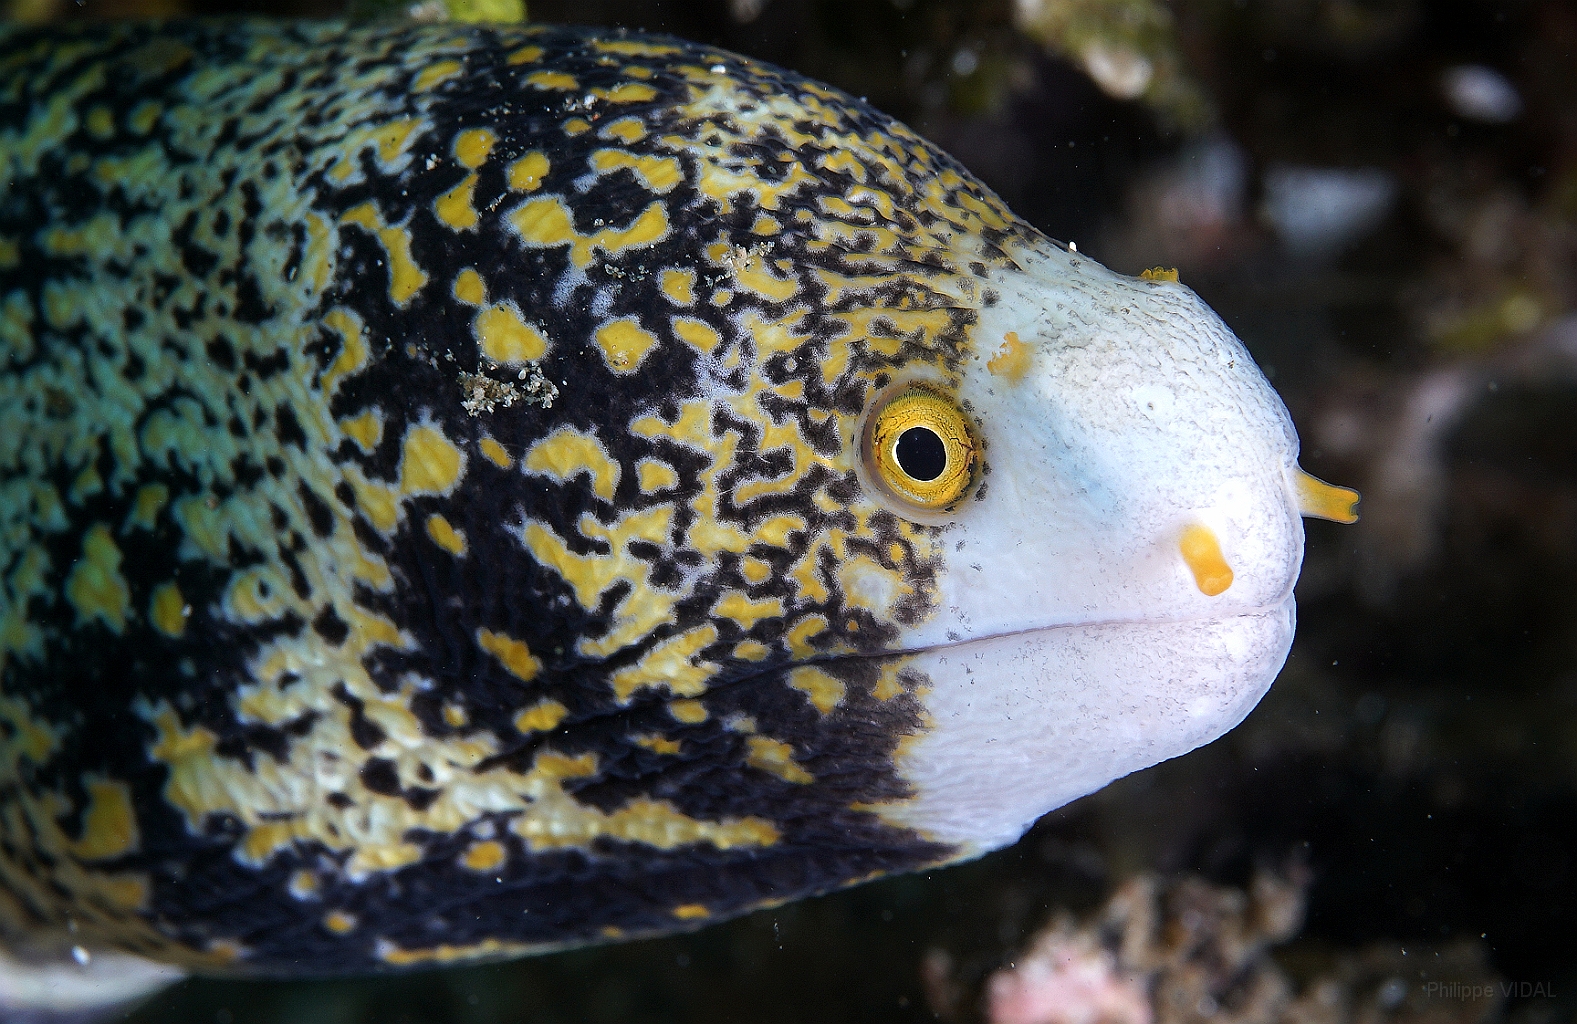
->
[[852, 243, 1353, 853]]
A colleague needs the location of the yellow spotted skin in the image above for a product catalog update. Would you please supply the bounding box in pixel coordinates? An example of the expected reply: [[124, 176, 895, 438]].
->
[[0, 20, 1034, 974]]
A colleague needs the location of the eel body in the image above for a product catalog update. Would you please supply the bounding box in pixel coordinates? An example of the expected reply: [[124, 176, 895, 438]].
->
[[0, 19, 1352, 981]]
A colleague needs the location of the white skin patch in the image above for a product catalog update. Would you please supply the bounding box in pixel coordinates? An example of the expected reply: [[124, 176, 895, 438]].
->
[[871, 237, 1312, 850]]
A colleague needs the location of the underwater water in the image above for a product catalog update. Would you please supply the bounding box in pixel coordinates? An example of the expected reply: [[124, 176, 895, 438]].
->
[[4, 1, 1574, 1022]]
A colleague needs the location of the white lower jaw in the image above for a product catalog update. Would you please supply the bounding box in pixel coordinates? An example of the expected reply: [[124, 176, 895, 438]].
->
[[876, 597, 1296, 855]]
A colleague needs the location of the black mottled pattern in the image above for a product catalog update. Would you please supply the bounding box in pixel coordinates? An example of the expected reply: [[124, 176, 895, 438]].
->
[[0, 20, 1039, 974]]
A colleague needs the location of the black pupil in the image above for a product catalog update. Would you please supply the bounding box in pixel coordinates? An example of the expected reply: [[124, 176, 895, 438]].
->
[[895, 427, 947, 482]]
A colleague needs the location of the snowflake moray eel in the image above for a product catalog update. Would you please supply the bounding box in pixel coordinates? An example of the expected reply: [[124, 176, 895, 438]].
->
[[0, 19, 1358, 981]]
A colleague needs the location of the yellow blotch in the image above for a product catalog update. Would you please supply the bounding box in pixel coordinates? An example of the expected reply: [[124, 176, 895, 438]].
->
[[712, 591, 782, 630], [511, 196, 668, 269], [987, 330, 1033, 381], [519, 504, 673, 627], [70, 465, 102, 503], [224, 568, 286, 625], [454, 127, 495, 168], [347, 842, 423, 878], [148, 708, 220, 816], [340, 410, 383, 452], [787, 666, 845, 715], [601, 117, 647, 143], [611, 625, 718, 703], [668, 699, 707, 724], [345, 470, 400, 533], [740, 556, 772, 585], [508, 151, 550, 192], [817, 149, 866, 179], [323, 910, 357, 934], [1140, 266, 1180, 283], [830, 306, 953, 359], [477, 628, 541, 683], [171, 495, 227, 558], [369, 118, 422, 164], [425, 514, 467, 556], [0, 237, 18, 270], [413, 59, 463, 91], [0, 689, 58, 766], [507, 44, 544, 64], [635, 734, 682, 755], [590, 149, 682, 192], [399, 425, 464, 495], [661, 268, 696, 306], [594, 319, 659, 373], [526, 70, 577, 90], [789, 546, 830, 604], [474, 302, 548, 363], [301, 210, 334, 294], [746, 736, 813, 784], [479, 436, 513, 468], [462, 840, 507, 872], [128, 100, 161, 134], [593, 82, 657, 103], [1179, 524, 1234, 597], [380, 938, 532, 967], [341, 205, 427, 305], [442, 704, 469, 727], [672, 904, 710, 920], [524, 427, 620, 501], [786, 615, 826, 658], [98, 875, 150, 911], [202, 940, 246, 966], [514, 700, 568, 734], [66, 524, 129, 632], [636, 458, 677, 492], [85, 105, 115, 139], [1294, 469, 1362, 525], [149, 582, 187, 638], [593, 39, 681, 57], [453, 268, 486, 305], [731, 258, 798, 304], [733, 640, 769, 661], [435, 172, 479, 230], [288, 870, 319, 899], [671, 317, 718, 353], [751, 215, 781, 235], [872, 662, 907, 701], [71, 779, 139, 860]]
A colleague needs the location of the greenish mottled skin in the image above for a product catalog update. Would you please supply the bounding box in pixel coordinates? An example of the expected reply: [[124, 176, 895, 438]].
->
[[0, 19, 1040, 974]]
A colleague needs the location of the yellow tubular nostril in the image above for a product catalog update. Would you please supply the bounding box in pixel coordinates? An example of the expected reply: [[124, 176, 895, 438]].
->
[[1179, 524, 1234, 597], [1293, 467, 1361, 524]]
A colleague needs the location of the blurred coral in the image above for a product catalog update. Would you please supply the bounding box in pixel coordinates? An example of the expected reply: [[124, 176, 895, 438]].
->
[[929, 871, 1502, 1024]]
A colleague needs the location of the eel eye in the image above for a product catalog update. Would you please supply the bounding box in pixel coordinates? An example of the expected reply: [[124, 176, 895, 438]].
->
[[861, 383, 977, 512]]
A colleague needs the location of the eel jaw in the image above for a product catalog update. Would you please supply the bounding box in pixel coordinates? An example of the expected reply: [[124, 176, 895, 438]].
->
[[870, 596, 1296, 855]]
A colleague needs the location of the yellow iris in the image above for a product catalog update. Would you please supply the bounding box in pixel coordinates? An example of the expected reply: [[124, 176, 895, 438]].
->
[[862, 383, 976, 512]]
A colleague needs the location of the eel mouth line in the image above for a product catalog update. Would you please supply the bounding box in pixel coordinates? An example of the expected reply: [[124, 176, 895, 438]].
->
[[467, 595, 1297, 775], [870, 590, 1299, 664]]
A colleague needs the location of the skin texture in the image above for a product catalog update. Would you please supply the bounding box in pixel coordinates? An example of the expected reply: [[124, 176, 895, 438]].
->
[[0, 20, 1314, 979]]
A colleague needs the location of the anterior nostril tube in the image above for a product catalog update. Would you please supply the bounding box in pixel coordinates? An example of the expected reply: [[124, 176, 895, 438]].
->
[[1179, 524, 1234, 596], [1294, 467, 1361, 524]]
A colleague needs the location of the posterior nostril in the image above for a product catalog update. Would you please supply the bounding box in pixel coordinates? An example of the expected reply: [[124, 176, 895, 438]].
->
[[1179, 524, 1234, 596]]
